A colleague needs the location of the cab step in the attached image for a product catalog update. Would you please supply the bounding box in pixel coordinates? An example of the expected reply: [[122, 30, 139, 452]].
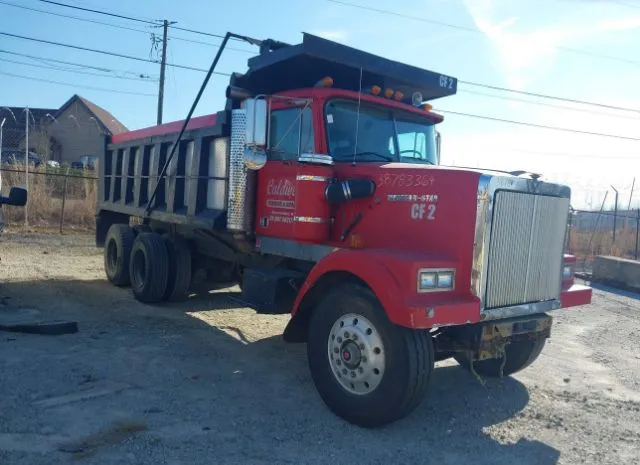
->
[[240, 267, 305, 314]]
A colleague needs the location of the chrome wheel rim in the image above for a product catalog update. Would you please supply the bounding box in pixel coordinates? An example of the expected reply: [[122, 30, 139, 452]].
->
[[327, 313, 385, 395]]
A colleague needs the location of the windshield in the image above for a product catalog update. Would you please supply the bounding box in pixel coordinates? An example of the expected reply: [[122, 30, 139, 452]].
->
[[325, 99, 438, 164]]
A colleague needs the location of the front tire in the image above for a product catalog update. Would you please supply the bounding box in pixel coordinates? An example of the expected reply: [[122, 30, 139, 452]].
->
[[307, 284, 434, 428], [129, 232, 169, 303], [455, 337, 547, 377]]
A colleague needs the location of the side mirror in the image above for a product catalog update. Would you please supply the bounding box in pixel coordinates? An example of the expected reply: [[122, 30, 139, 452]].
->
[[243, 98, 267, 170], [0, 186, 27, 206]]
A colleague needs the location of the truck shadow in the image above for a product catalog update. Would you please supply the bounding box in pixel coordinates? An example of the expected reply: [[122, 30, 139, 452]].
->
[[0, 278, 559, 465]]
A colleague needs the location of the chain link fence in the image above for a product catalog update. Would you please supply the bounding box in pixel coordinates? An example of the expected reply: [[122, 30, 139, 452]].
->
[[1, 165, 97, 233], [566, 209, 640, 275]]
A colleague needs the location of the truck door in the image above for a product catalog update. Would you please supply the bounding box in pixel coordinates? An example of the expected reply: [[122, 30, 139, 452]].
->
[[254, 102, 331, 243]]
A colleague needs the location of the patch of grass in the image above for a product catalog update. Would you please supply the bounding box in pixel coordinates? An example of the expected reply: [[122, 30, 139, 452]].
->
[[568, 228, 639, 261]]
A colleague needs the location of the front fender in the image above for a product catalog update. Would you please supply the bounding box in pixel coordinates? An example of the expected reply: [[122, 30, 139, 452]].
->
[[289, 249, 480, 331], [291, 248, 405, 323]]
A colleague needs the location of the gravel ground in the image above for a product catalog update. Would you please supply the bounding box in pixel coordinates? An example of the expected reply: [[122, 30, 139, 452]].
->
[[0, 232, 638, 465]]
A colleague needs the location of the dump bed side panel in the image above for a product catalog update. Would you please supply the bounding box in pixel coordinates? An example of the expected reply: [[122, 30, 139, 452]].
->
[[98, 111, 230, 229]]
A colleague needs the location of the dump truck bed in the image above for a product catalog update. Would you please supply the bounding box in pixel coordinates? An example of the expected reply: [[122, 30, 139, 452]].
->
[[98, 111, 231, 228]]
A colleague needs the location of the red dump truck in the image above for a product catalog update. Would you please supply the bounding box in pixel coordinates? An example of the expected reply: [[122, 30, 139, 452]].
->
[[95, 33, 592, 427]]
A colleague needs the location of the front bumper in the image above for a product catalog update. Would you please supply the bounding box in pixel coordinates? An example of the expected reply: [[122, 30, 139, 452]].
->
[[560, 284, 592, 308], [402, 284, 592, 329]]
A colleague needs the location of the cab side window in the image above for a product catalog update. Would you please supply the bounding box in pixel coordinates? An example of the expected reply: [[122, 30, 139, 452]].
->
[[269, 107, 314, 161]]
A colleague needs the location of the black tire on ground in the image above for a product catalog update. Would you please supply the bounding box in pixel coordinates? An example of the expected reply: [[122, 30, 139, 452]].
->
[[454, 337, 547, 378], [103, 224, 135, 287], [129, 232, 170, 303], [162, 234, 192, 302], [307, 283, 434, 428]]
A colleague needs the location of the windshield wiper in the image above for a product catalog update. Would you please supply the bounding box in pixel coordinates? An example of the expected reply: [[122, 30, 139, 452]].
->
[[335, 151, 395, 162]]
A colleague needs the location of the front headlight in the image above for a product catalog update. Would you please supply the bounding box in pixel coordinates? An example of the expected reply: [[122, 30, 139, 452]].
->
[[437, 271, 454, 288], [563, 265, 573, 279], [419, 272, 437, 289], [418, 269, 455, 292]]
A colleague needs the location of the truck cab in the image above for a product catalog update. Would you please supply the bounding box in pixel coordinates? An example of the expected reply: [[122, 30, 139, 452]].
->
[[95, 33, 592, 428]]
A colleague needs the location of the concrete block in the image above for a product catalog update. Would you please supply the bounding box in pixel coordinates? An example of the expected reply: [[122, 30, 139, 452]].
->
[[592, 255, 640, 292]]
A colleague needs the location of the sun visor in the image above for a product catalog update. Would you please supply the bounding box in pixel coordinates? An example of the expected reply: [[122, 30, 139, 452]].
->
[[239, 33, 457, 101]]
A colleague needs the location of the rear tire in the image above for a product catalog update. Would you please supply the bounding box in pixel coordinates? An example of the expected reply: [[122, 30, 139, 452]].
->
[[162, 234, 192, 302], [455, 337, 547, 377], [103, 224, 135, 286], [129, 232, 169, 303], [307, 283, 434, 428]]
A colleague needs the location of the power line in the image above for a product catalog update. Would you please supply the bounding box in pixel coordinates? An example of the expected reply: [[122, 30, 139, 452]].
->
[[0, 31, 231, 75], [0, 0, 152, 34], [0, 71, 156, 96], [22, 0, 640, 115], [434, 108, 640, 141], [460, 81, 640, 115], [24, 0, 640, 115], [37, 0, 152, 24], [468, 144, 640, 160], [0, 57, 157, 82], [458, 89, 640, 120], [170, 25, 227, 40], [36, 0, 248, 43], [1, 31, 157, 64], [0, 49, 156, 79], [326, 0, 640, 67], [0, 0, 253, 53]]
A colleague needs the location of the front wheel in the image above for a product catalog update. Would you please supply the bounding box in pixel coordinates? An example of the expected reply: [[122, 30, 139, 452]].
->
[[307, 284, 434, 428], [455, 337, 547, 378]]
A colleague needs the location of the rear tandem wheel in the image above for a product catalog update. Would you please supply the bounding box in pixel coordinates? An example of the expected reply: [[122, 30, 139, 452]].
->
[[129, 232, 170, 303], [162, 234, 192, 302], [103, 224, 135, 287]]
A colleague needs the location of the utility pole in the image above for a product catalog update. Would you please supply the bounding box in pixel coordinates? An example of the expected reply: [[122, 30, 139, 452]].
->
[[611, 185, 618, 245], [0, 117, 5, 194], [25, 106, 29, 226], [156, 19, 169, 125]]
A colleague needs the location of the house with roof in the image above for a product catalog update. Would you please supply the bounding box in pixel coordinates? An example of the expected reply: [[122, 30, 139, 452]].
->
[[0, 95, 127, 165]]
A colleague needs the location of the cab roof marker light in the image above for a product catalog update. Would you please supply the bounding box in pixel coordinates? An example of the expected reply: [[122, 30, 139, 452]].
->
[[394, 91, 404, 101], [370, 85, 381, 96], [384, 88, 394, 98], [411, 91, 423, 107], [315, 76, 334, 88], [422, 103, 433, 112]]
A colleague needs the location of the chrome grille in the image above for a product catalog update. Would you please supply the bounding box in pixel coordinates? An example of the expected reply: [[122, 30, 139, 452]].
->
[[485, 191, 569, 309]]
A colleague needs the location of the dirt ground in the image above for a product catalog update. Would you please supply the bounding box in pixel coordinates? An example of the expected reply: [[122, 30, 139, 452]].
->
[[0, 232, 638, 465]]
